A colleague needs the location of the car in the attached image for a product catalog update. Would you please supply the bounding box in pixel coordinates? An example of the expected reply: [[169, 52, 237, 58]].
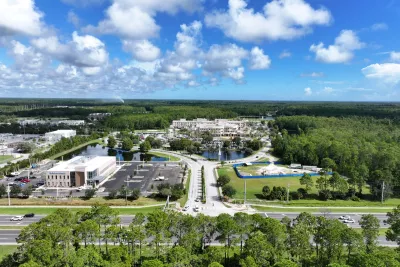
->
[[76, 186, 86, 192], [182, 205, 189, 211], [338, 215, 351, 221], [343, 219, 355, 223], [263, 212, 269, 218], [10, 216, 23, 221], [14, 177, 23, 182], [21, 178, 30, 183], [30, 176, 37, 179], [37, 182, 45, 186], [24, 213, 35, 218], [194, 205, 200, 212], [194, 198, 200, 202]]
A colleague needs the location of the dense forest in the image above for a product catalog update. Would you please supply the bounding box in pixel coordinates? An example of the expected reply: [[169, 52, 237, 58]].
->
[[2, 99, 400, 130], [270, 116, 400, 199], [2, 204, 400, 267]]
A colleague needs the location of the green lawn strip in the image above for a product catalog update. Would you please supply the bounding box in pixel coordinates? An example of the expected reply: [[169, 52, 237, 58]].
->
[[179, 169, 191, 207], [0, 206, 163, 215], [49, 139, 101, 160], [252, 206, 393, 213], [0, 246, 18, 260], [147, 151, 180, 161], [0, 155, 13, 164], [352, 228, 388, 236], [0, 226, 25, 230]]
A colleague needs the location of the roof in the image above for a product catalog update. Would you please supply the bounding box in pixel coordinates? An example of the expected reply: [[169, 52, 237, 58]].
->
[[45, 130, 76, 135], [48, 156, 115, 172]]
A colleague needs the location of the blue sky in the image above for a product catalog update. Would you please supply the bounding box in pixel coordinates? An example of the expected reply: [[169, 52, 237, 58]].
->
[[0, 0, 399, 101]]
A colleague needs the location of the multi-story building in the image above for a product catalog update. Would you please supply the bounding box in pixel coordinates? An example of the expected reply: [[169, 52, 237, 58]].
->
[[46, 156, 116, 188], [171, 118, 249, 137], [45, 130, 76, 142]]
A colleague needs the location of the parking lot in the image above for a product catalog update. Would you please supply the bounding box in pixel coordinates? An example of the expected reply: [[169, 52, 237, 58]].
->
[[102, 162, 184, 195]]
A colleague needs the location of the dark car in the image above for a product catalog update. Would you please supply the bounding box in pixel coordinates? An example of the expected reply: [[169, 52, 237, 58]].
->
[[30, 176, 37, 179], [24, 213, 35, 218], [14, 177, 23, 182]]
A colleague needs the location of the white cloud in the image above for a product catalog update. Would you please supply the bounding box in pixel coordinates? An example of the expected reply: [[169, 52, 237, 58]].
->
[[323, 87, 334, 93], [371, 23, 388, 31], [304, 87, 312, 95], [67, 11, 80, 28], [205, 0, 331, 42], [0, 0, 44, 36], [279, 50, 291, 59], [362, 63, 400, 84], [61, 0, 106, 7], [32, 32, 108, 74], [301, 72, 324, 77], [123, 40, 161, 62], [9, 41, 48, 71], [249, 47, 271, 70], [389, 51, 400, 62], [203, 44, 248, 81], [310, 30, 364, 63], [84, 0, 203, 40]]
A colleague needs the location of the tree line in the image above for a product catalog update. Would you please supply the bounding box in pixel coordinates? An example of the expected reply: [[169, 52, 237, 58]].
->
[[3, 204, 400, 266], [270, 116, 400, 201]]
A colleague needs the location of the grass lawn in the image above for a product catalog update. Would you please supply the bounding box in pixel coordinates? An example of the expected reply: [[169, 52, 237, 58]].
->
[[0, 196, 164, 207], [148, 151, 180, 162], [49, 139, 101, 160], [252, 206, 394, 213], [0, 206, 163, 215], [179, 169, 191, 207], [0, 155, 13, 164], [0, 246, 18, 260], [218, 166, 321, 199]]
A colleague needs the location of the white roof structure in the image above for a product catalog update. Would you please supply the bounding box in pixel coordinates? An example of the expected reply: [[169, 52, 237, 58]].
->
[[48, 156, 113, 173], [46, 130, 76, 135]]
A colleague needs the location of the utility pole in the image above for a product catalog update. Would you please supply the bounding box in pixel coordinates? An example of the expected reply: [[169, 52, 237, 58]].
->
[[7, 183, 11, 206], [286, 183, 290, 203], [381, 181, 385, 204], [125, 176, 129, 206]]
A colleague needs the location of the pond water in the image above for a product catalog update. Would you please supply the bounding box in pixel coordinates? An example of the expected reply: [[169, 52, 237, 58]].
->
[[200, 150, 249, 161], [56, 144, 168, 162]]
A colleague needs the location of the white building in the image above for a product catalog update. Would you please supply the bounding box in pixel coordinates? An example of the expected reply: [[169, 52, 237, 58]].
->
[[45, 130, 76, 142], [46, 156, 116, 188], [55, 120, 85, 126], [171, 118, 249, 137]]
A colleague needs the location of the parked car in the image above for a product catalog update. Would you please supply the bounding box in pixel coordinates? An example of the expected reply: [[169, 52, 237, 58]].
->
[[182, 205, 189, 211], [30, 176, 37, 179], [194, 205, 200, 212], [14, 177, 23, 182], [37, 182, 45, 186], [21, 178, 30, 183], [24, 213, 35, 218], [10, 216, 23, 221]]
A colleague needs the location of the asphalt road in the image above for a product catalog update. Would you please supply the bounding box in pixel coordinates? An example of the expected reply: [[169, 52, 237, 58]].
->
[[0, 212, 389, 228]]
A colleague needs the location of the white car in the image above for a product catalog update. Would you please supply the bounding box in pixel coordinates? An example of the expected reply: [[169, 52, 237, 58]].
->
[[343, 219, 355, 224], [194, 205, 200, 212], [182, 205, 189, 211], [10, 216, 23, 221], [338, 215, 351, 221]]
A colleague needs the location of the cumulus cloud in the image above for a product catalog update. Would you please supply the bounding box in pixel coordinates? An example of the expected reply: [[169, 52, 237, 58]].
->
[[310, 30, 364, 63], [389, 52, 400, 62], [301, 72, 324, 77], [0, 0, 44, 36], [323, 87, 334, 93], [123, 40, 161, 62], [249, 47, 271, 70], [362, 63, 400, 84], [205, 0, 331, 42], [31, 31, 108, 74], [67, 11, 80, 28], [371, 23, 388, 31], [84, 0, 203, 40], [279, 50, 291, 59], [304, 87, 312, 95]]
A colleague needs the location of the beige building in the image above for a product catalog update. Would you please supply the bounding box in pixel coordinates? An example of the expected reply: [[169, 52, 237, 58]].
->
[[171, 118, 248, 137]]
